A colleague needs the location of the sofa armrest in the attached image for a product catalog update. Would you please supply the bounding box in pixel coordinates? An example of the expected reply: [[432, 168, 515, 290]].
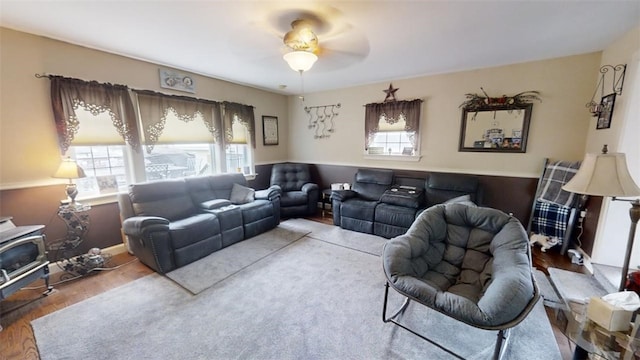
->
[[331, 189, 357, 202], [301, 183, 319, 193], [122, 216, 170, 238], [200, 199, 233, 210], [122, 216, 174, 273], [255, 186, 281, 201]]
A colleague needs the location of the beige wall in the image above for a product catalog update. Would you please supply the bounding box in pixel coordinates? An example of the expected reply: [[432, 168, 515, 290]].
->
[[287, 53, 601, 178], [0, 27, 289, 189], [0, 26, 609, 185], [584, 26, 640, 155], [588, 25, 640, 268]]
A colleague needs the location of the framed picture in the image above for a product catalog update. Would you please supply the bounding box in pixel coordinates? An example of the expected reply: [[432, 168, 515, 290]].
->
[[596, 93, 616, 130], [96, 175, 119, 194], [159, 68, 195, 93], [262, 116, 278, 146]]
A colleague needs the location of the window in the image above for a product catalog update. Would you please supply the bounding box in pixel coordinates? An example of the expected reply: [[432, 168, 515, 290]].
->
[[224, 116, 252, 174], [367, 113, 415, 156], [368, 131, 414, 156], [136, 90, 224, 181], [364, 99, 423, 159], [49, 77, 258, 200], [221, 102, 256, 174], [49, 77, 139, 197], [69, 145, 129, 197], [143, 143, 215, 180]]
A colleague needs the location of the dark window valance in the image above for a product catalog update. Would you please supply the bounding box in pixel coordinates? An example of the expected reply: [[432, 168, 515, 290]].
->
[[223, 101, 256, 149], [134, 90, 222, 153], [364, 99, 422, 149], [50, 76, 140, 154]]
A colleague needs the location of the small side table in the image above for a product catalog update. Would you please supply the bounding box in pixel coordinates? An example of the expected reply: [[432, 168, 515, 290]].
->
[[49, 204, 107, 278], [321, 189, 332, 217]]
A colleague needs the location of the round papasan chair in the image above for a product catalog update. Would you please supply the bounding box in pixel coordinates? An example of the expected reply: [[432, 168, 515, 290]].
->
[[382, 202, 540, 360]]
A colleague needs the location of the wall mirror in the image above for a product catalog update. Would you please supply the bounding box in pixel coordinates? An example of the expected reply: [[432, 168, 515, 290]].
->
[[458, 103, 532, 153]]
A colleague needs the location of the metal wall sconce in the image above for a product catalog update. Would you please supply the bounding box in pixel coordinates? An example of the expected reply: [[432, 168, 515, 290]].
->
[[586, 64, 626, 117]]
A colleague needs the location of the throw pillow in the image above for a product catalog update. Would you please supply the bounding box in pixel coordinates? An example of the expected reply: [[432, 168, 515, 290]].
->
[[444, 194, 476, 207], [230, 183, 255, 204]]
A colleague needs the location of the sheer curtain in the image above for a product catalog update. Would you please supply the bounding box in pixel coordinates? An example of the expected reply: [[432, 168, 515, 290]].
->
[[50, 76, 139, 154], [222, 101, 256, 148], [364, 99, 422, 150], [134, 90, 222, 153]]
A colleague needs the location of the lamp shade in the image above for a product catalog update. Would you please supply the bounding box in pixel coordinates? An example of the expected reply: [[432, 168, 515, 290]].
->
[[283, 51, 318, 72], [562, 152, 640, 197], [53, 158, 86, 179]]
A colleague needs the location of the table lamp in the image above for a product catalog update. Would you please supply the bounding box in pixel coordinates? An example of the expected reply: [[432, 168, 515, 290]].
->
[[53, 157, 86, 205], [562, 145, 640, 291]]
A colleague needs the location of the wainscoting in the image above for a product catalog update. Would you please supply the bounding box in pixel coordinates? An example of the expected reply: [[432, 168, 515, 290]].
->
[[256, 163, 600, 254], [0, 163, 601, 260]]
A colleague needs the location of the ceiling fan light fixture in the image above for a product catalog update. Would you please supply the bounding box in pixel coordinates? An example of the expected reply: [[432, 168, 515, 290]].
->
[[284, 19, 318, 52], [283, 50, 318, 72]]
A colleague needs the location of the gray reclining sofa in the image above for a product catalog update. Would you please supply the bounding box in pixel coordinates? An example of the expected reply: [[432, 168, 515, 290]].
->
[[118, 173, 280, 274], [332, 169, 482, 238]]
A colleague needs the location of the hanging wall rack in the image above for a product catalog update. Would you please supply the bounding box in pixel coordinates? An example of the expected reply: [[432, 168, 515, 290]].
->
[[586, 64, 626, 117], [304, 103, 341, 139]]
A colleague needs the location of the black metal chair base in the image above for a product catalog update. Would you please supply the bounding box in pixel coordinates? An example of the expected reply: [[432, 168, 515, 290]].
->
[[382, 282, 511, 360]]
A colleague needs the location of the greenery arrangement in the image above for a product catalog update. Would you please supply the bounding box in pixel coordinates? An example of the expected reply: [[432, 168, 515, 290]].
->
[[460, 88, 541, 111]]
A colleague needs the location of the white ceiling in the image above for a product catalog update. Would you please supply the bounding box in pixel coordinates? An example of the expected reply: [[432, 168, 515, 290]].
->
[[1, 1, 639, 95]]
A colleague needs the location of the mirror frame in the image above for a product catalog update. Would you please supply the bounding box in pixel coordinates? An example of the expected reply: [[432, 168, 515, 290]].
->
[[458, 103, 533, 153]]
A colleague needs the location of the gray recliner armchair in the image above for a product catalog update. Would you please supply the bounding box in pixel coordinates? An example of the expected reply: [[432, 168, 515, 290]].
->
[[382, 203, 539, 360], [270, 163, 319, 218]]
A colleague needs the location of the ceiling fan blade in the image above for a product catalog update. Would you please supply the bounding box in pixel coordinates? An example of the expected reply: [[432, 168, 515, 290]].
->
[[312, 48, 368, 71], [315, 29, 370, 70]]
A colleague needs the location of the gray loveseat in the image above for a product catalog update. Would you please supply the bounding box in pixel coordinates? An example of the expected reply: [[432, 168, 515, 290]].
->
[[118, 173, 280, 274], [332, 169, 482, 238]]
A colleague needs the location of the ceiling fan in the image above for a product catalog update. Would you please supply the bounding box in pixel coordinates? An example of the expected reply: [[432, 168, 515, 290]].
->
[[282, 19, 320, 72], [231, 6, 370, 73]]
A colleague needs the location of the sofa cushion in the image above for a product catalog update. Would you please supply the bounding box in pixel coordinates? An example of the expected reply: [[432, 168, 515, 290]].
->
[[129, 179, 196, 221], [230, 183, 255, 204], [425, 173, 480, 207], [185, 173, 248, 202], [356, 169, 393, 185], [270, 163, 313, 192], [374, 203, 417, 228], [238, 199, 274, 224], [341, 198, 377, 221], [168, 213, 221, 250], [444, 194, 476, 207], [352, 169, 394, 202], [280, 191, 308, 207]]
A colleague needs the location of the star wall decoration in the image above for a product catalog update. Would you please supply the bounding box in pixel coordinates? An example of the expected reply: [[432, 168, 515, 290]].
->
[[383, 83, 399, 102]]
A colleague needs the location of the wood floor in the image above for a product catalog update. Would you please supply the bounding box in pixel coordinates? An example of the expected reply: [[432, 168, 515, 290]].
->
[[1, 214, 578, 360]]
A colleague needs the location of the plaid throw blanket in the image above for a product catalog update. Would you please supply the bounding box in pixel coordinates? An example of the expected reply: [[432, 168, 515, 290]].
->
[[531, 201, 571, 243], [538, 160, 581, 208]]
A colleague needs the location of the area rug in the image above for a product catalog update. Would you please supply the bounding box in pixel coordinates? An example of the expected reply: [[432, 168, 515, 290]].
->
[[283, 218, 386, 256], [166, 221, 311, 294], [32, 229, 561, 360]]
